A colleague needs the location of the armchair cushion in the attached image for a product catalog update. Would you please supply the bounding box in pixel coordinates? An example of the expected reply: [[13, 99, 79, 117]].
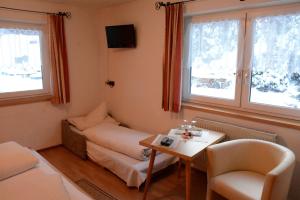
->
[[211, 171, 265, 200]]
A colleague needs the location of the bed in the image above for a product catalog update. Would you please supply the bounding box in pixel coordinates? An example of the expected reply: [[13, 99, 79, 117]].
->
[[63, 119, 177, 188], [0, 141, 93, 200]]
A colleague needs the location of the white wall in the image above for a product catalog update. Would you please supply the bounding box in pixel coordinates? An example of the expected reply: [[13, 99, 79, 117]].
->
[[96, 0, 300, 199], [0, 0, 104, 150]]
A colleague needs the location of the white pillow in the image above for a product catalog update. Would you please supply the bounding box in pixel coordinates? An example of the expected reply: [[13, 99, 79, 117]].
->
[[67, 117, 86, 131], [0, 141, 38, 180], [102, 115, 120, 126], [68, 102, 107, 130]]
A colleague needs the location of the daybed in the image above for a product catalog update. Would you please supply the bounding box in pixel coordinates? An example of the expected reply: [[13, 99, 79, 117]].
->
[[63, 119, 177, 188], [63, 102, 176, 188], [0, 141, 93, 200]]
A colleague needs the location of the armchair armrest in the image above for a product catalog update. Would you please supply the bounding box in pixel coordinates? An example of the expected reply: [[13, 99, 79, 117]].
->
[[261, 152, 295, 200]]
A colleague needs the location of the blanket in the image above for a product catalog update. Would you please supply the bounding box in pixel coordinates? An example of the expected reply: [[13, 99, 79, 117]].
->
[[0, 168, 70, 200], [83, 123, 152, 161]]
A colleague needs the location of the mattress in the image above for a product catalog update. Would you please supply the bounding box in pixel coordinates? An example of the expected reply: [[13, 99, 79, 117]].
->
[[87, 141, 177, 188], [32, 151, 93, 200]]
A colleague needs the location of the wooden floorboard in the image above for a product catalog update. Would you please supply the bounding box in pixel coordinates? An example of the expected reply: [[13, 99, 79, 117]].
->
[[39, 146, 208, 200]]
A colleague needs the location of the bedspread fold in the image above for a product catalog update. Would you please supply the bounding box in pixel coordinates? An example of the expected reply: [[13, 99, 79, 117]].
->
[[83, 123, 152, 161]]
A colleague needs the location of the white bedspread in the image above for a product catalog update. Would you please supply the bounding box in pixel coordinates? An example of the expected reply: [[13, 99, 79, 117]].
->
[[87, 141, 177, 188], [0, 150, 92, 200], [83, 123, 152, 161], [0, 168, 70, 200], [33, 152, 93, 200]]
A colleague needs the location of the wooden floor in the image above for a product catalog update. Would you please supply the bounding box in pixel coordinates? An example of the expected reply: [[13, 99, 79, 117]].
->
[[39, 146, 208, 200]]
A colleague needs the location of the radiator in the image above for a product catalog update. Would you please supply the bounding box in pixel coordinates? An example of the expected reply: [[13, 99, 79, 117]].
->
[[191, 117, 277, 171], [194, 117, 277, 142]]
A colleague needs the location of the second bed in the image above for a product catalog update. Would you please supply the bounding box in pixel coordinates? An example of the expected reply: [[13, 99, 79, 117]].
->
[[64, 119, 177, 188]]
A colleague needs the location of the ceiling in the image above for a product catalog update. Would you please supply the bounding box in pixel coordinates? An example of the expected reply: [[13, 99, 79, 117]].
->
[[34, 0, 134, 7]]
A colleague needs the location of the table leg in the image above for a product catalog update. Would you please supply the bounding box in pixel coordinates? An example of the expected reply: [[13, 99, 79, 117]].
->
[[177, 158, 182, 178], [185, 160, 191, 200], [143, 149, 157, 200]]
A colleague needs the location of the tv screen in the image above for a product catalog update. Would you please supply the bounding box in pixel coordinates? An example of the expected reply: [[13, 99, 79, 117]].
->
[[105, 24, 136, 48]]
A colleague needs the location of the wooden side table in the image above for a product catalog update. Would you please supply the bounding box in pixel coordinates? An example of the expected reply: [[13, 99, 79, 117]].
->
[[139, 129, 225, 200]]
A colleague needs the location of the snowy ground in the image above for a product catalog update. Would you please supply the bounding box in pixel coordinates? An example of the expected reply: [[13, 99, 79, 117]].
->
[[0, 75, 43, 93], [191, 85, 235, 100], [250, 87, 300, 109], [191, 84, 300, 109]]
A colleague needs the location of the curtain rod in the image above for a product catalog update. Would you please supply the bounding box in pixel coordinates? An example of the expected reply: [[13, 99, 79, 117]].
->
[[0, 6, 71, 18], [155, 0, 196, 10], [155, 0, 246, 10]]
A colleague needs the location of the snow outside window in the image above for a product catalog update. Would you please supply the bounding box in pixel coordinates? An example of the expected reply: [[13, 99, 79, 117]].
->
[[188, 20, 239, 100], [249, 14, 300, 109], [183, 5, 300, 118], [0, 22, 51, 101]]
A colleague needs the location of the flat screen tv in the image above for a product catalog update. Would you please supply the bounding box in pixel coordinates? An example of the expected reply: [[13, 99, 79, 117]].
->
[[105, 24, 136, 48]]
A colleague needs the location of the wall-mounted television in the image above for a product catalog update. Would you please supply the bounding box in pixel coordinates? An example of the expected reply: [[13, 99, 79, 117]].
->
[[105, 24, 136, 48]]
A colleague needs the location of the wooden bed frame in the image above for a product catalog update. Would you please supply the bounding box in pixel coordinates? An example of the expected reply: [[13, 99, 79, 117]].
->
[[62, 120, 87, 160], [62, 119, 130, 160]]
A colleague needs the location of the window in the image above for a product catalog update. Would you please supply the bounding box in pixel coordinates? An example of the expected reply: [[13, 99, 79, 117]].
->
[[0, 20, 51, 102], [183, 5, 300, 118], [189, 19, 239, 100]]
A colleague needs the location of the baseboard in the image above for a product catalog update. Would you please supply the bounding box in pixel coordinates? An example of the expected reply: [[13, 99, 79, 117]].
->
[[37, 144, 62, 152]]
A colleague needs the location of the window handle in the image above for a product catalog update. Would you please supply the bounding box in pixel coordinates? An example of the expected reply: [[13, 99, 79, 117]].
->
[[234, 71, 242, 79], [244, 69, 251, 84], [244, 69, 252, 79]]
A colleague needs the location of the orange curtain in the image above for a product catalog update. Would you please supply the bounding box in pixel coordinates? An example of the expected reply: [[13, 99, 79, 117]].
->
[[49, 14, 70, 104], [162, 3, 183, 113]]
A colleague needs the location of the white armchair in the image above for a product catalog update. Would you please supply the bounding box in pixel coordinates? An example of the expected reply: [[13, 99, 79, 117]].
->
[[206, 139, 295, 200]]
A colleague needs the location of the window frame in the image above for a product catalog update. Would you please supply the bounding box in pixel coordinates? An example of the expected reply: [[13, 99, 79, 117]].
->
[[183, 3, 300, 120], [0, 20, 52, 102], [241, 5, 300, 118], [183, 11, 246, 108]]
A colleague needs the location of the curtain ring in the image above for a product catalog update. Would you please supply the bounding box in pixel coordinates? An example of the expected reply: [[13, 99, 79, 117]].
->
[[155, 2, 163, 10], [65, 12, 72, 19]]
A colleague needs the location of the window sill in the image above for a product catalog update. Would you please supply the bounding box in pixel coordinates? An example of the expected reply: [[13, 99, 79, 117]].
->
[[182, 101, 300, 130], [0, 95, 52, 107]]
